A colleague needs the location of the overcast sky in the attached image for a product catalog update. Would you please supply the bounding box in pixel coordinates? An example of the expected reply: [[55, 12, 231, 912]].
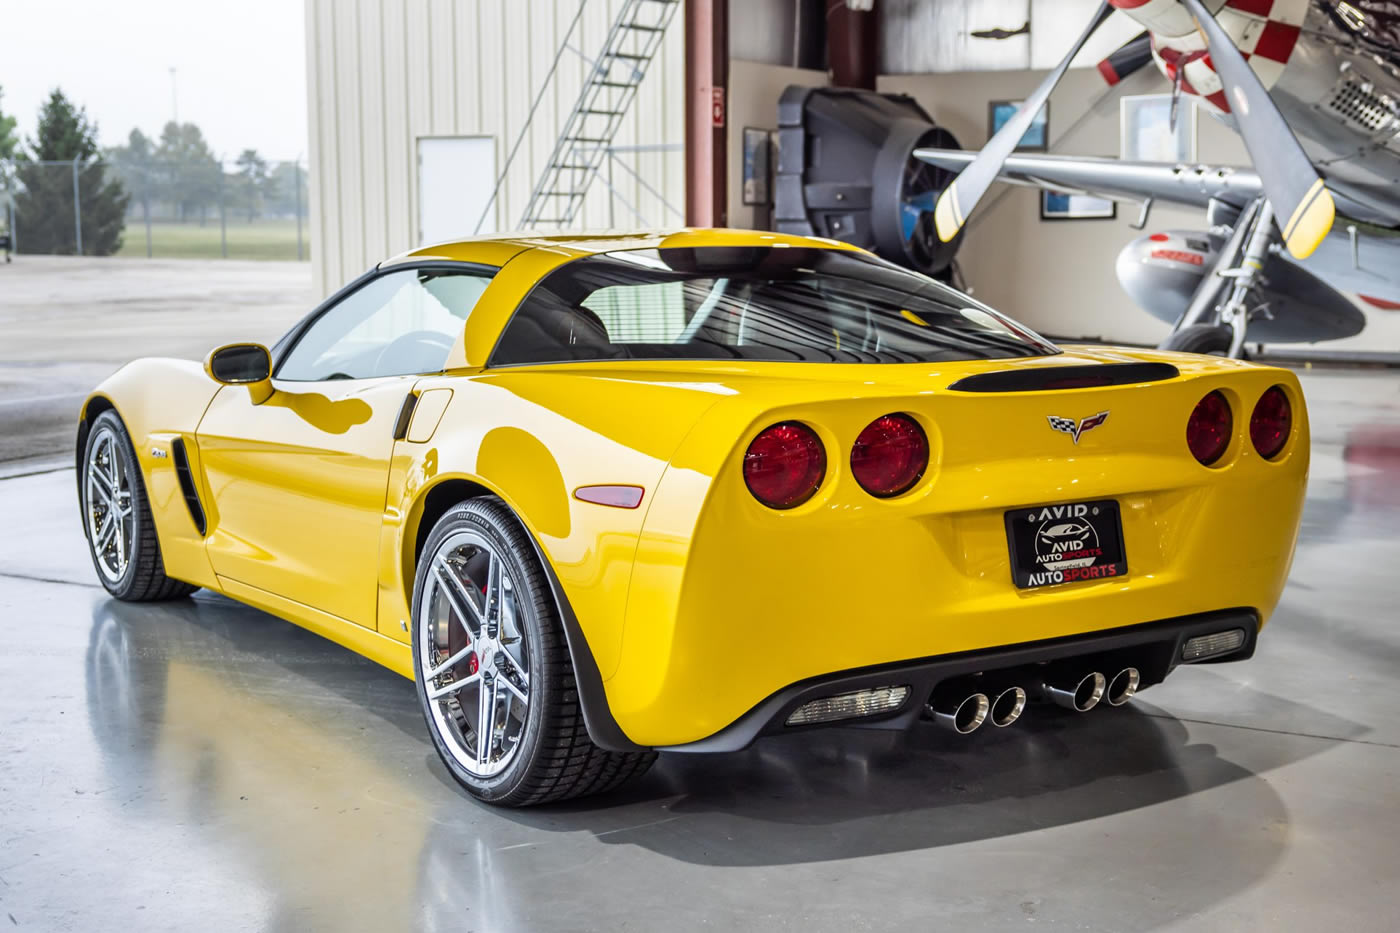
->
[[0, 0, 307, 161]]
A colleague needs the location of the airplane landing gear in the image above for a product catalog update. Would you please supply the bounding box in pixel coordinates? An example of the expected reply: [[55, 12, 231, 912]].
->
[[1160, 196, 1279, 359]]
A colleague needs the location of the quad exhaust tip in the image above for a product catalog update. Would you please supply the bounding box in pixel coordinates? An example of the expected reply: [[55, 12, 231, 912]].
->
[[1042, 672, 1106, 712], [1106, 667, 1140, 707], [927, 692, 990, 734], [988, 686, 1028, 727]]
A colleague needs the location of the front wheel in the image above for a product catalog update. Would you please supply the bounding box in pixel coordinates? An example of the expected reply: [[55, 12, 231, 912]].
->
[[80, 410, 197, 601], [411, 498, 655, 806]]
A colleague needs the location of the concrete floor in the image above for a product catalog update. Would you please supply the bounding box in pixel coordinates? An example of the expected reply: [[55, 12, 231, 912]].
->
[[0, 256, 311, 473], [1, 259, 1398, 931]]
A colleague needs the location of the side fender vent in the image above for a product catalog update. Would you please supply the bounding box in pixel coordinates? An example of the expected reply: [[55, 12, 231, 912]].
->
[[947, 362, 1179, 393], [171, 438, 207, 535]]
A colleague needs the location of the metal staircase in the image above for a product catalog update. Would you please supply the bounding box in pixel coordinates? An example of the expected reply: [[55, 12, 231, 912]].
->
[[519, 0, 680, 227]]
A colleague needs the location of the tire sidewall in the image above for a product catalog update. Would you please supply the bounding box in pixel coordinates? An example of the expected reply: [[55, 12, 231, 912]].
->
[[1164, 324, 1234, 356], [410, 499, 555, 802], [81, 411, 146, 600]]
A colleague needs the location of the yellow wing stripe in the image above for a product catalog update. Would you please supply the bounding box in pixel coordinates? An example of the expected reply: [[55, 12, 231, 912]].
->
[[935, 184, 964, 243], [1281, 179, 1335, 260]]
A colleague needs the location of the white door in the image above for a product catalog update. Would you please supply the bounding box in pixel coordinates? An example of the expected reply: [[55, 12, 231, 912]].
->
[[417, 136, 497, 246]]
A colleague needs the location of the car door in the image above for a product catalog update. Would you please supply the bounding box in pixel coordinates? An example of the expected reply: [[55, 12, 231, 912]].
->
[[196, 265, 493, 629]]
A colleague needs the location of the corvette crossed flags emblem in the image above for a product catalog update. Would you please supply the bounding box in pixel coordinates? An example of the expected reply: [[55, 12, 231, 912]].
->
[[1047, 411, 1109, 444]]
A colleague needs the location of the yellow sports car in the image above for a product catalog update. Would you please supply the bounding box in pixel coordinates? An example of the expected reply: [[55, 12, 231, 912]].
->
[[76, 229, 1308, 806]]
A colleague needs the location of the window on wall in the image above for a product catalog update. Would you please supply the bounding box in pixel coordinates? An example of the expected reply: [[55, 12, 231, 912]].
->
[[277, 268, 494, 381]]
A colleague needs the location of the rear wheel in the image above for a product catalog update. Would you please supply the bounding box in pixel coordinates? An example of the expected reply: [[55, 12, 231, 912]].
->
[[80, 410, 197, 601], [411, 498, 655, 806], [1160, 324, 1234, 356]]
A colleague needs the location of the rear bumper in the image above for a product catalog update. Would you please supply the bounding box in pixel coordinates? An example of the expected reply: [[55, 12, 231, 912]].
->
[[659, 608, 1258, 752]]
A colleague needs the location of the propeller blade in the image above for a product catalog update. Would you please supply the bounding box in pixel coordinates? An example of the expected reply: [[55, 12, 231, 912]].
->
[[1178, 0, 1334, 259], [1096, 32, 1152, 86], [934, 1, 1115, 242]]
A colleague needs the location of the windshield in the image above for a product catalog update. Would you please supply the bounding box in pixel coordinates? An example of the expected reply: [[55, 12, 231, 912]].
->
[[489, 246, 1058, 366]]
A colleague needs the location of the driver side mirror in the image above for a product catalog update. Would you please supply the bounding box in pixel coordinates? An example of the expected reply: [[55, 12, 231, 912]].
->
[[205, 343, 274, 404]]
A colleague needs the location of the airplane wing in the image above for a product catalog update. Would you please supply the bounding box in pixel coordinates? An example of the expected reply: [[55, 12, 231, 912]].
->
[[915, 147, 1400, 306], [913, 148, 1263, 211]]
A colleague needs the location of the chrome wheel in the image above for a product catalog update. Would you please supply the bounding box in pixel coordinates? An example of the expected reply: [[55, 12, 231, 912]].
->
[[85, 426, 134, 583], [419, 530, 531, 779]]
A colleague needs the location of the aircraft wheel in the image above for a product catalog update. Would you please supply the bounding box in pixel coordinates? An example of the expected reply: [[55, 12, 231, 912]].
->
[[1160, 324, 1234, 356]]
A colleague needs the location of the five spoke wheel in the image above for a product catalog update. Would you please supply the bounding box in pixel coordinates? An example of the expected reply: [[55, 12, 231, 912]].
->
[[85, 426, 135, 583], [419, 530, 532, 778], [411, 498, 657, 806]]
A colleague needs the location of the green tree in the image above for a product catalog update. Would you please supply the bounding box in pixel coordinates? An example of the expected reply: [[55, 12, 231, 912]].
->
[[266, 159, 306, 219], [1, 85, 20, 226], [0, 86, 16, 161], [155, 121, 219, 224], [234, 148, 269, 221], [106, 128, 156, 223], [13, 89, 128, 255]]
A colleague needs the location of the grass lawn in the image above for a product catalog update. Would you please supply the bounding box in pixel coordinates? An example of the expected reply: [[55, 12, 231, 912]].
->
[[115, 219, 310, 262]]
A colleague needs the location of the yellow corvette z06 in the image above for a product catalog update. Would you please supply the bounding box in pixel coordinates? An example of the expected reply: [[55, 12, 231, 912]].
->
[[76, 229, 1308, 806]]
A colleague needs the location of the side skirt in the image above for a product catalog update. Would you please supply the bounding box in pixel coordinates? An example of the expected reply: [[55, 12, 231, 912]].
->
[[217, 576, 414, 679]]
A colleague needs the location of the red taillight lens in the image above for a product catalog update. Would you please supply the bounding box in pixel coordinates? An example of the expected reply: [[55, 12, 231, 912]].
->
[[744, 422, 826, 509], [1187, 390, 1233, 465], [1250, 386, 1291, 459], [851, 413, 929, 497]]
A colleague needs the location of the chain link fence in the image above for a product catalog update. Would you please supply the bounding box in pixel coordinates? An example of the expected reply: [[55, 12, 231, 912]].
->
[[0, 157, 310, 261]]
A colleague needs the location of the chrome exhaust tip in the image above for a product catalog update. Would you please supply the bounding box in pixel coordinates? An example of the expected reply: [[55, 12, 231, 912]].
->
[[1106, 667, 1140, 707], [927, 692, 990, 734], [1041, 672, 1106, 712], [987, 686, 1027, 727]]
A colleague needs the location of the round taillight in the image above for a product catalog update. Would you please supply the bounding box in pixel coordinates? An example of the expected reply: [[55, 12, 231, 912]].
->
[[1187, 390, 1233, 466], [743, 422, 826, 509], [1250, 385, 1291, 460], [851, 413, 929, 497]]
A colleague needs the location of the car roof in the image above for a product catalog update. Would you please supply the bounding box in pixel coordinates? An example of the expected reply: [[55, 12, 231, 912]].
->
[[378, 227, 865, 270]]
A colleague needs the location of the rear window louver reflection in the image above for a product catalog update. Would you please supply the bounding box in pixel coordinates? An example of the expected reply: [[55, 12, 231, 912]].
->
[[171, 438, 207, 536], [947, 362, 1179, 393]]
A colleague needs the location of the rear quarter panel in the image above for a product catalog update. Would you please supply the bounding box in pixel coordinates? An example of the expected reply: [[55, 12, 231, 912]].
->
[[380, 368, 731, 680]]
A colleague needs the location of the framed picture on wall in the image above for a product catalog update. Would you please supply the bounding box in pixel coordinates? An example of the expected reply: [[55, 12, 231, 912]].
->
[[1121, 94, 1198, 162], [742, 127, 772, 206], [988, 100, 1049, 152], [1041, 190, 1117, 221]]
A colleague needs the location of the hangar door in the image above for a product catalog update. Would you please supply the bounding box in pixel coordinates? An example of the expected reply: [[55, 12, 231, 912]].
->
[[417, 136, 497, 246]]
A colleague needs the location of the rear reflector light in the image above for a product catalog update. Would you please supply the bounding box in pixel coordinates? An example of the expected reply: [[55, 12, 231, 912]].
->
[[851, 413, 929, 498], [1187, 390, 1232, 465], [785, 686, 910, 726], [1182, 628, 1246, 661], [1250, 385, 1292, 459], [744, 421, 826, 509]]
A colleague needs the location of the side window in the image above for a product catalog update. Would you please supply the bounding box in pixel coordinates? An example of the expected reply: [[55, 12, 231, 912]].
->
[[277, 268, 493, 381]]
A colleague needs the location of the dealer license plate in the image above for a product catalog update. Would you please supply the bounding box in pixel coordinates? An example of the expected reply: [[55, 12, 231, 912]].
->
[[1004, 499, 1127, 589]]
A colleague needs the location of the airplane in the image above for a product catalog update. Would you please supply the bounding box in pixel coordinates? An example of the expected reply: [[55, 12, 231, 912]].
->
[[915, 0, 1400, 357]]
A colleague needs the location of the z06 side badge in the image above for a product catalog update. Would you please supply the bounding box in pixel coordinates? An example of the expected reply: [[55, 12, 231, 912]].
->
[[1047, 411, 1109, 444]]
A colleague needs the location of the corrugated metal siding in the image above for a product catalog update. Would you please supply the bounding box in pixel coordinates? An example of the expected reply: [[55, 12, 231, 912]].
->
[[305, 0, 685, 297]]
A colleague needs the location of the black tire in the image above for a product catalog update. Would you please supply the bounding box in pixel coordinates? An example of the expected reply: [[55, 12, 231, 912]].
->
[[1159, 324, 1234, 356], [80, 410, 198, 601], [411, 497, 655, 807]]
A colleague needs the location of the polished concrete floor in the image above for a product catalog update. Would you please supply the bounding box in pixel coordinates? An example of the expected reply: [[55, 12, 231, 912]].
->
[[1, 368, 1398, 932]]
